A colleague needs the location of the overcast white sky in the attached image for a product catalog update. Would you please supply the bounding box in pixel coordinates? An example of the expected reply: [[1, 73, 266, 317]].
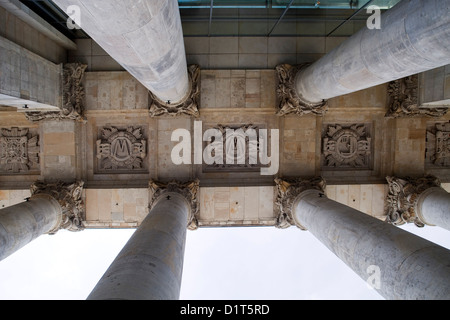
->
[[0, 223, 448, 300]]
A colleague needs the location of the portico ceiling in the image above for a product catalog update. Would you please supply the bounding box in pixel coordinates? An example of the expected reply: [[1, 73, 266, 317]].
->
[[18, 0, 401, 38]]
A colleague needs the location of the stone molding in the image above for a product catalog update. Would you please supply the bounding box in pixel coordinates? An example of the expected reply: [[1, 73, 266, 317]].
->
[[322, 123, 372, 169], [149, 179, 200, 230], [274, 177, 326, 229], [25, 63, 88, 122], [149, 65, 200, 118], [426, 121, 450, 168], [0, 127, 39, 174], [96, 126, 147, 171], [386, 75, 448, 118], [275, 64, 328, 117], [385, 175, 441, 227], [30, 180, 85, 234]]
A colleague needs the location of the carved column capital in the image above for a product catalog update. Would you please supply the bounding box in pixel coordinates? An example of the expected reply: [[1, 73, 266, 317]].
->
[[386, 75, 448, 118], [30, 180, 85, 234], [385, 175, 441, 227], [149, 179, 200, 230], [274, 177, 326, 229], [26, 63, 88, 122], [275, 64, 328, 117], [149, 65, 200, 118]]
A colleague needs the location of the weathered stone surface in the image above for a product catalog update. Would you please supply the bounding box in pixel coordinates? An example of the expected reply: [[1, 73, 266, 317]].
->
[[385, 175, 441, 227], [0, 127, 39, 173], [30, 180, 85, 233], [149, 179, 200, 230], [274, 177, 326, 229]]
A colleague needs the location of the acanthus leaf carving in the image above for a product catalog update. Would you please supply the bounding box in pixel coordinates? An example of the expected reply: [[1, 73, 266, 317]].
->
[[30, 180, 85, 234], [149, 179, 200, 231], [275, 64, 328, 117], [25, 63, 87, 122], [386, 75, 448, 118], [149, 65, 200, 118], [274, 177, 326, 230], [385, 175, 441, 227]]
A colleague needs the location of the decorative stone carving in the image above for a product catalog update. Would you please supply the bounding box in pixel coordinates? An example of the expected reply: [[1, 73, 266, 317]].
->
[[322, 124, 372, 169], [26, 63, 88, 122], [203, 124, 262, 172], [30, 180, 85, 234], [96, 126, 147, 171], [274, 177, 326, 229], [386, 75, 448, 118], [149, 65, 200, 118], [149, 179, 200, 231], [0, 127, 39, 173], [275, 64, 328, 116], [426, 121, 450, 167], [385, 175, 441, 227]]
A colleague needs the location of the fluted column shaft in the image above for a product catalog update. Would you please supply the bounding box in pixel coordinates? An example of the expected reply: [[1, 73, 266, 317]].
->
[[295, 0, 450, 103], [0, 194, 61, 261], [87, 193, 189, 300], [294, 189, 450, 300]]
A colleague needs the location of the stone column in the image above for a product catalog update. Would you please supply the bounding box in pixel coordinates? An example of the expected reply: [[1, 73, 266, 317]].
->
[[293, 0, 450, 105], [0, 181, 85, 261], [87, 180, 199, 300], [275, 177, 450, 300], [386, 175, 450, 231], [52, 0, 191, 106]]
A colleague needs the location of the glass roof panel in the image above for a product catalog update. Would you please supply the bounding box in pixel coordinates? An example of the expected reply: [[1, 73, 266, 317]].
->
[[179, 0, 401, 9], [15, 0, 402, 39]]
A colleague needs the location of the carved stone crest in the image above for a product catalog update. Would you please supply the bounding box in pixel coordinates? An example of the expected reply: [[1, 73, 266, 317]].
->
[[203, 124, 262, 172], [149, 65, 200, 118], [274, 177, 326, 229], [0, 127, 39, 173], [322, 124, 372, 169], [30, 180, 85, 234], [426, 121, 450, 167], [386, 75, 448, 118], [26, 63, 88, 122], [149, 179, 200, 231], [96, 126, 147, 171], [385, 175, 441, 227], [275, 64, 328, 116]]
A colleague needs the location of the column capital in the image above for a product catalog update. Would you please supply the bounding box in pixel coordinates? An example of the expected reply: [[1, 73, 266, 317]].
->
[[30, 180, 85, 234], [386, 75, 448, 118], [274, 177, 326, 229], [26, 63, 88, 122], [149, 65, 200, 118], [149, 179, 200, 230], [385, 175, 441, 227], [275, 64, 328, 117]]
